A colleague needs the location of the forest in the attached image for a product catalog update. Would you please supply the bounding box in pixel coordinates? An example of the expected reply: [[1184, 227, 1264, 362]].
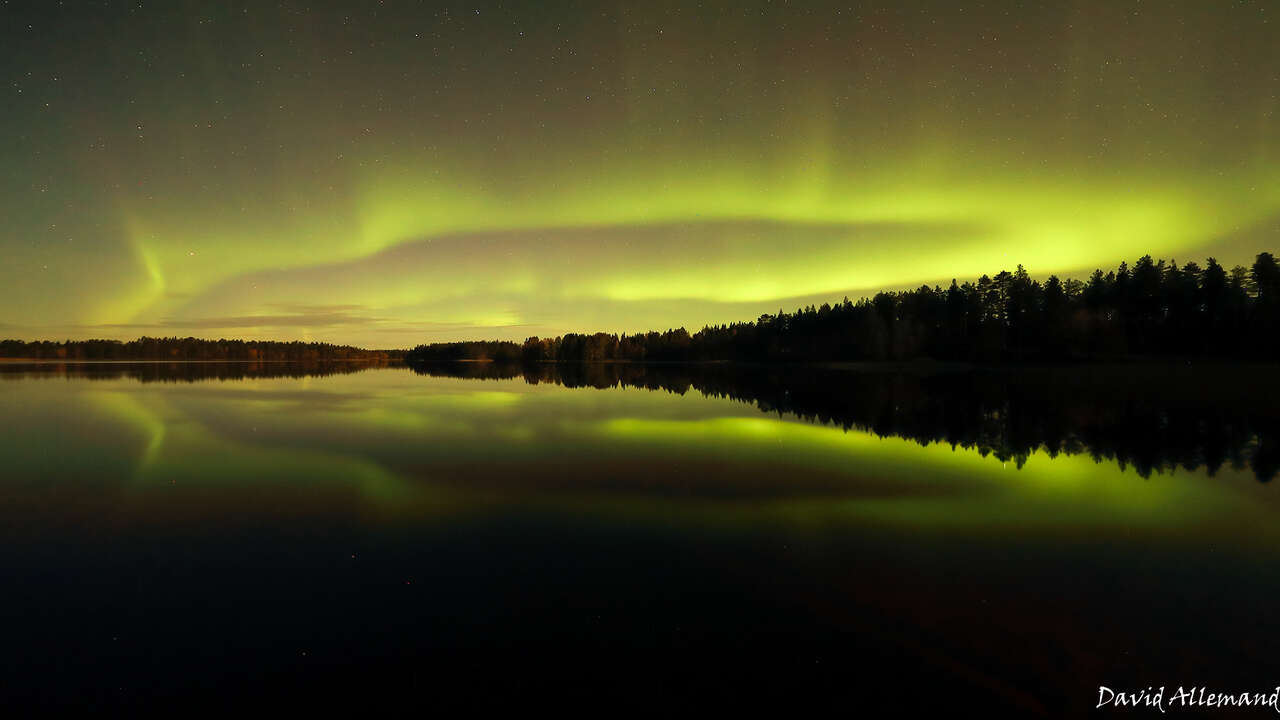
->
[[0, 336, 401, 362], [408, 251, 1280, 364], [0, 360, 391, 383]]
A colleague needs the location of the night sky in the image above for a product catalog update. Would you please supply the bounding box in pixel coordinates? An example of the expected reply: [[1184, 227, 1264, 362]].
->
[[3, 1, 1278, 346]]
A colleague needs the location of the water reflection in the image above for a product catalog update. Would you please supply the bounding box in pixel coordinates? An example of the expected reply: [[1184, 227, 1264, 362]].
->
[[2, 361, 1279, 710], [4, 361, 1276, 529], [411, 361, 1280, 482], [0, 359, 390, 383]]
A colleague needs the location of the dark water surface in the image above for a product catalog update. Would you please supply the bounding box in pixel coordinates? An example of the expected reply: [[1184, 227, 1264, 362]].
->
[[3, 361, 1279, 713]]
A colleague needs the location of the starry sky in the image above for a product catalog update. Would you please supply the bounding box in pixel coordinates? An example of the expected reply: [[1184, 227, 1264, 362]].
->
[[3, 0, 1278, 347]]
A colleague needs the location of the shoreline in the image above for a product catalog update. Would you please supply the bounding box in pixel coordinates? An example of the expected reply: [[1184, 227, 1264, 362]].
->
[[0, 358, 393, 364], [403, 356, 1277, 368]]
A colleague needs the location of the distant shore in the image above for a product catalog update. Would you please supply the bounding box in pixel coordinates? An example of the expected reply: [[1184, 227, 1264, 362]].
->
[[404, 356, 1278, 372], [0, 358, 393, 364]]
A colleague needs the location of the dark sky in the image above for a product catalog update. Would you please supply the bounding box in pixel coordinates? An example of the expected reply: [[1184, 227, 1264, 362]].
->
[[3, 0, 1277, 345]]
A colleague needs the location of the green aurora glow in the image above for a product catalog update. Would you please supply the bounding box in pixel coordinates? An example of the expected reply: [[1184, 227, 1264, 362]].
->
[[2, 1, 1278, 345]]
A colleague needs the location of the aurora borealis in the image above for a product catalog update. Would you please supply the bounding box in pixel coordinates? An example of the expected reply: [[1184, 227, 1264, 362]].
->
[[3, 1, 1278, 346]]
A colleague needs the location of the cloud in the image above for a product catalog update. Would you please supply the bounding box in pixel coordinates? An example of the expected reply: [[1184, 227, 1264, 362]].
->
[[262, 303, 371, 314], [373, 322, 534, 335], [146, 217, 991, 342], [79, 309, 533, 344], [97, 310, 389, 329]]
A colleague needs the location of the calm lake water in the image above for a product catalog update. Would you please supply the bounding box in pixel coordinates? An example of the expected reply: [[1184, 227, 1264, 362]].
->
[[3, 361, 1279, 712]]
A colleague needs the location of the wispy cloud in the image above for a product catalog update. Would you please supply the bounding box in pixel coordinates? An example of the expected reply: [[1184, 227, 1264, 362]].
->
[[97, 310, 390, 329], [262, 303, 370, 314], [81, 310, 533, 337], [374, 322, 534, 335]]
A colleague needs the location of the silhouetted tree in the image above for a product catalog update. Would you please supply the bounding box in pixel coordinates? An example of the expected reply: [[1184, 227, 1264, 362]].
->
[[408, 361, 1280, 483], [399, 251, 1280, 365], [0, 337, 399, 362]]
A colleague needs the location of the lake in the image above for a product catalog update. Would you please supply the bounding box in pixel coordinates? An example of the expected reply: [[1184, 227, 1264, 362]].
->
[[3, 361, 1279, 712]]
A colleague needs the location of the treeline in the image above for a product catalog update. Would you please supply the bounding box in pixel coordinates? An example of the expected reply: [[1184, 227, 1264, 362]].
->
[[0, 337, 403, 361], [403, 340, 523, 363], [410, 361, 1280, 482], [0, 360, 390, 383], [406, 252, 1280, 363]]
